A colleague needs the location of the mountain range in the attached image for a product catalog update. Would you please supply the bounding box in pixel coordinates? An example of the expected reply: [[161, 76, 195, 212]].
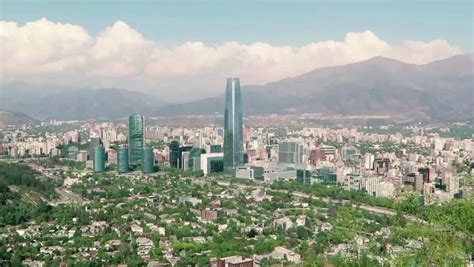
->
[[0, 110, 39, 128], [0, 54, 472, 122], [158, 54, 473, 121]]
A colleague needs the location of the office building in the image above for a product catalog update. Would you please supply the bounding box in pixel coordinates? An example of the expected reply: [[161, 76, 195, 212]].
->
[[142, 147, 155, 173], [235, 165, 264, 180], [128, 114, 145, 167], [278, 140, 304, 164], [117, 148, 130, 173], [89, 137, 102, 161], [169, 140, 180, 168], [189, 148, 204, 172], [201, 153, 224, 175], [178, 146, 193, 169], [223, 77, 244, 175], [181, 151, 190, 171], [364, 153, 375, 170], [93, 146, 106, 173]]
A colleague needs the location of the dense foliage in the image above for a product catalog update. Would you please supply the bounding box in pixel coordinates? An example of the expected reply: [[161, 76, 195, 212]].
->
[[0, 162, 57, 226]]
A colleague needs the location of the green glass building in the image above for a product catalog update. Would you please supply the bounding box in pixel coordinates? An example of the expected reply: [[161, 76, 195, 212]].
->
[[89, 137, 102, 161], [142, 147, 155, 173], [128, 114, 145, 168], [93, 146, 106, 173], [117, 148, 129, 173], [223, 77, 244, 176], [297, 169, 312, 184]]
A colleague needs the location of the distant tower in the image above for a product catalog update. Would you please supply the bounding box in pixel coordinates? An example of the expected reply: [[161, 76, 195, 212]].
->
[[117, 147, 130, 173], [93, 146, 106, 173], [89, 137, 102, 161], [223, 77, 244, 176], [169, 140, 180, 168], [128, 114, 145, 168], [142, 147, 155, 173]]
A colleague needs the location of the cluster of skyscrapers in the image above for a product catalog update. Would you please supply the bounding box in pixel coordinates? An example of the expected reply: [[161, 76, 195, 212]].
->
[[93, 77, 245, 176], [93, 114, 155, 174]]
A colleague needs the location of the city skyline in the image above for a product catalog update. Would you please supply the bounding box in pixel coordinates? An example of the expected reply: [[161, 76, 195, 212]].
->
[[0, 1, 472, 266]]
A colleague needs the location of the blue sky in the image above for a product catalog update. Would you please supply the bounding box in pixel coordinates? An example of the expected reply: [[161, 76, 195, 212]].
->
[[1, 0, 472, 50]]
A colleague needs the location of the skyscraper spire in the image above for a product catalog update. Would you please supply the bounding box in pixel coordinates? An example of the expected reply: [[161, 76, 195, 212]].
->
[[223, 78, 244, 176]]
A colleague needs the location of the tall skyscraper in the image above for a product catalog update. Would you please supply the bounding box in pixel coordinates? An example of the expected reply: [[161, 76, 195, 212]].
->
[[88, 137, 102, 161], [169, 140, 180, 168], [142, 147, 155, 173], [117, 147, 130, 173], [128, 114, 145, 167], [223, 77, 244, 175], [93, 146, 106, 173]]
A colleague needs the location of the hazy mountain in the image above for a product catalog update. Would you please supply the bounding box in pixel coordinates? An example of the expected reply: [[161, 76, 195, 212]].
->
[[157, 54, 474, 121], [0, 86, 165, 120], [0, 110, 39, 128], [0, 54, 472, 121]]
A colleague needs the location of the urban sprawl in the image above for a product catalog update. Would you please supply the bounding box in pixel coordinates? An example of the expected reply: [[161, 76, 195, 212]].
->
[[1, 78, 473, 266]]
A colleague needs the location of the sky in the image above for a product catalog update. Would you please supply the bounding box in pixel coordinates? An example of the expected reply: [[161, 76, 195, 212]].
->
[[1, 0, 472, 101]]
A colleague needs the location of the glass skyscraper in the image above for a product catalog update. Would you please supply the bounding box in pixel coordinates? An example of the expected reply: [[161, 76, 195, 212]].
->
[[93, 146, 106, 173], [128, 114, 145, 167], [223, 77, 244, 175]]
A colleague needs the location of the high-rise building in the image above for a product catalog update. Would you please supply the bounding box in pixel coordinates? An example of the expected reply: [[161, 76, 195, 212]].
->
[[93, 146, 106, 173], [278, 140, 304, 164], [89, 137, 102, 161], [189, 148, 204, 171], [169, 140, 180, 168], [178, 146, 193, 169], [117, 148, 130, 173], [142, 147, 155, 173], [223, 77, 244, 175], [181, 151, 190, 171], [201, 153, 224, 176], [364, 153, 375, 170], [128, 114, 145, 167]]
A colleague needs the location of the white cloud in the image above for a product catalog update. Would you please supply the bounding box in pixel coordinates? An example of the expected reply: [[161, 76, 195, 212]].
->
[[0, 18, 464, 100]]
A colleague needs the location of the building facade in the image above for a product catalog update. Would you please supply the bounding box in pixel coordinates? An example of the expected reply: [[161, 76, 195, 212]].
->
[[142, 147, 155, 173], [93, 146, 106, 173], [223, 77, 244, 176], [278, 140, 304, 164], [117, 148, 130, 173], [128, 114, 145, 167]]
